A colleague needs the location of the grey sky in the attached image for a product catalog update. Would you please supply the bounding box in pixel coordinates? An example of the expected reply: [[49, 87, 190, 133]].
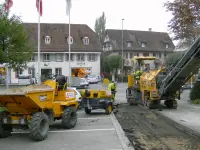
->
[[1, 0, 172, 32]]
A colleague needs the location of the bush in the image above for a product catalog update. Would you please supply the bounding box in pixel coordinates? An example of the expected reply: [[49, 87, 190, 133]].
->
[[190, 80, 200, 101]]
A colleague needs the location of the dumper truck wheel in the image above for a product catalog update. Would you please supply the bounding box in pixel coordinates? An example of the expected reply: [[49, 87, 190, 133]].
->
[[29, 112, 49, 141], [62, 107, 77, 129], [84, 108, 91, 114], [0, 122, 12, 138]]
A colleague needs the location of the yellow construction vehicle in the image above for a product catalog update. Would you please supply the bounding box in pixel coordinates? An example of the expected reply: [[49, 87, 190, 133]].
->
[[80, 89, 113, 114], [0, 75, 79, 141], [126, 56, 180, 109]]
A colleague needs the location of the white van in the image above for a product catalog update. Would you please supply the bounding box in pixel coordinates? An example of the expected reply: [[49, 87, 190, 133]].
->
[[18, 74, 34, 84]]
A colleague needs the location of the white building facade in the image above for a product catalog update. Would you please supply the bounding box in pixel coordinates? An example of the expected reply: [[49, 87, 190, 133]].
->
[[9, 23, 102, 83]]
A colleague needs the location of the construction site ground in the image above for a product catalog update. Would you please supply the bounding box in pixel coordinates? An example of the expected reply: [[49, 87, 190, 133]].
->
[[114, 83, 200, 150]]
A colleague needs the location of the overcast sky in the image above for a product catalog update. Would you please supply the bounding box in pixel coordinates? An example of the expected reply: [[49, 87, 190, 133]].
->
[[1, 0, 176, 43]]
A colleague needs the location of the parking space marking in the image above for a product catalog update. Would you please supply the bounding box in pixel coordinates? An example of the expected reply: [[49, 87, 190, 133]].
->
[[12, 128, 115, 134], [78, 117, 111, 120]]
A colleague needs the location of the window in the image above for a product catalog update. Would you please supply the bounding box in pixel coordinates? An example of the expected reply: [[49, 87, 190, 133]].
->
[[66, 54, 73, 61], [130, 53, 133, 59], [165, 44, 169, 48], [153, 53, 156, 57], [45, 36, 51, 44], [88, 54, 95, 61], [67, 36, 73, 44], [56, 54, 63, 62], [43, 54, 50, 62], [28, 68, 35, 77], [159, 52, 162, 58], [127, 42, 132, 47], [143, 53, 149, 56], [30, 55, 35, 61], [126, 53, 128, 59], [15, 68, 23, 78], [83, 37, 89, 44], [141, 42, 146, 47], [55, 68, 62, 76], [77, 54, 85, 61]]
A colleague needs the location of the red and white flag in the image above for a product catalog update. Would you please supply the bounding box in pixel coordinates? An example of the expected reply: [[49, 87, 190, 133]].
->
[[36, 0, 43, 16], [5, 0, 13, 11]]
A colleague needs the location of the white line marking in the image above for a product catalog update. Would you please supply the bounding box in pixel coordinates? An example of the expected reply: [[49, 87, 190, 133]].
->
[[12, 128, 115, 134], [78, 117, 110, 120]]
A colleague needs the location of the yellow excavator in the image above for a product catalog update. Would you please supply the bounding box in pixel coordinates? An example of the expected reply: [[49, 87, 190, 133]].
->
[[126, 37, 200, 109]]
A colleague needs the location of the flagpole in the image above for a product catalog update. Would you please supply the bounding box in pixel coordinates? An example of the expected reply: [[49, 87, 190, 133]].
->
[[37, 0, 41, 84], [68, 1, 71, 87]]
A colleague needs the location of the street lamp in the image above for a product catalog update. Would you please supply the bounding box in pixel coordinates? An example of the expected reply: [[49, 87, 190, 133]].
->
[[121, 18, 124, 83]]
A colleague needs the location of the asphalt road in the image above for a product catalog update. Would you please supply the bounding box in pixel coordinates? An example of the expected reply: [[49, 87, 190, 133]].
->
[[0, 83, 133, 150]]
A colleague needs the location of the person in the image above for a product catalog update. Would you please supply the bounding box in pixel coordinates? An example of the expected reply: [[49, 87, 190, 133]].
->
[[108, 81, 117, 103], [134, 70, 143, 84]]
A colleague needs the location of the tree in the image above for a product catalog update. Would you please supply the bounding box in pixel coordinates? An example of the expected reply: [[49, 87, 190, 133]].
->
[[164, 0, 200, 42], [0, 2, 33, 70], [103, 55, 123, 80], [94, 12, 106, 45]]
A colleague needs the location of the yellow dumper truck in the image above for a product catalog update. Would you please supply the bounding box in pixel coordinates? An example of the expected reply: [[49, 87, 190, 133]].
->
[[0, 76, 79, 141]]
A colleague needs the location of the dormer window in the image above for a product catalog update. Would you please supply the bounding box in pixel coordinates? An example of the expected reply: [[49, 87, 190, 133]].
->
[[83, 37, 89, 45], [127, 42, 132, 47], [141, 42, 146, 47], [67, 36, 73, 44], [165, 44, 169, 49], [45, 36, 51, 44]]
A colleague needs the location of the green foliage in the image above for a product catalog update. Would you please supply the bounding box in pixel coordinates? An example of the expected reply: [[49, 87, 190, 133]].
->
[[165, 51, 186, 67], [164, 0, 200, 41], [0, 6, 33, 70], [94, 12, 106, 45], [192, 99, 200, 104], [103, 55, 122, 73], [190, 81, 200, 101]]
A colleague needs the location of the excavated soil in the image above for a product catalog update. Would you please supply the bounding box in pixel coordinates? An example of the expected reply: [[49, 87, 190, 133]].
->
[[114, 104, 200, 150]]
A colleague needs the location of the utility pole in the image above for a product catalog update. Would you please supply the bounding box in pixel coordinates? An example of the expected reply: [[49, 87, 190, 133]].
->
[[121, 19, 124, 83]]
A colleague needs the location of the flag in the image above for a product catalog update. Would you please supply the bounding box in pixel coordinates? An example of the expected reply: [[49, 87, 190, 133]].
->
[[36, 0, 43, 16], [5, 0, 13, 11], [66, 0, 72, 16]]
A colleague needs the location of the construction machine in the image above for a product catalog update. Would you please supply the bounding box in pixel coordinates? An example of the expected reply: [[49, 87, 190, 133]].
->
[[0, 75, 79, 141], [126, 37, 200, 109]]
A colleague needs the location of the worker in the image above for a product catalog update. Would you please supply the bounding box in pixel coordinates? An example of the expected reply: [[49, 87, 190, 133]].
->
[[134, 70, 143, 84], [108, 81, 117, 103]]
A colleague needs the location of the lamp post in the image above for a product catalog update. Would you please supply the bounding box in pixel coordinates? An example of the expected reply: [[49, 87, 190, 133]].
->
[[121, 18, 124, 83]]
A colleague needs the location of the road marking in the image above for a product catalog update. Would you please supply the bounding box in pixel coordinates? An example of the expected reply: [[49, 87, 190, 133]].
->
[[78, 117, 110, 120], [12, 128, 115, 134]]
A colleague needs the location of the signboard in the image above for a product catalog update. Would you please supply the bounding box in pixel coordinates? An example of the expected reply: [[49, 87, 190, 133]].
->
[[40, 95, 47, 101], [66, 92, 75, 99]]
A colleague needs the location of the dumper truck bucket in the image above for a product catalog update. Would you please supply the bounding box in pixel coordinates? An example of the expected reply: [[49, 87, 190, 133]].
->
[[0, 81, 56, 114]]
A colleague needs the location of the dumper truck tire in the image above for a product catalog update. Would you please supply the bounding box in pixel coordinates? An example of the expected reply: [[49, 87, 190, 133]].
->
[[0, 112, 12, 138], [62, 107, 77, 129], [0, 122, 12, 138], [29, 112, 49, 141]]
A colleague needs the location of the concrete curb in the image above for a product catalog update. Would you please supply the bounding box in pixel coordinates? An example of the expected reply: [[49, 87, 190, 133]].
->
[[110, 112, 135, 150], [138, 105, 200, 140]]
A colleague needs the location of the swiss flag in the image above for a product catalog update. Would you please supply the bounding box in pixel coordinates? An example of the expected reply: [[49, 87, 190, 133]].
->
[[5, 0, 13, 11], [36, 0, 43, 16]]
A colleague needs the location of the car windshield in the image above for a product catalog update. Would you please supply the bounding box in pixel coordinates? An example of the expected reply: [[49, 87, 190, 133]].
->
[[81, 79, 86, 83], [88, 75, 96, 78]]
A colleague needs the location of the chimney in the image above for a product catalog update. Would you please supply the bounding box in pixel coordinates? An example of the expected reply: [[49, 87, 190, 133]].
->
[[149, 28, 152, 31]]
